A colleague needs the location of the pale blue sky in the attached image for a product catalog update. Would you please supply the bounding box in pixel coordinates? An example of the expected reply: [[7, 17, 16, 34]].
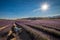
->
[[0, 0, 60, 19]]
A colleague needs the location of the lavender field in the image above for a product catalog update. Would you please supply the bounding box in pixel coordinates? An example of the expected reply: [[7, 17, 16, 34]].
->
[[0, 19, 60, 40]]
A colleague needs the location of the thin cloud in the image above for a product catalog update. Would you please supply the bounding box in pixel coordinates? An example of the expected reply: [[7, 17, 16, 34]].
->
[[33, 8, 41, 12]]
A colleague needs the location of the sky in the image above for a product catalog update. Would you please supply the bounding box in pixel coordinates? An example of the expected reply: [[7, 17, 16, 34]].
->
[[0, 0, 60, 19]]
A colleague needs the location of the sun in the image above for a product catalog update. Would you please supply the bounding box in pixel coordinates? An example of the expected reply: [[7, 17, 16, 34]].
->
[[41, 3, 49, 11]]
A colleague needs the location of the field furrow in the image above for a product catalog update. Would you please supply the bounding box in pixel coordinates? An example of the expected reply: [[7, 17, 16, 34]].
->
[[16, 22, 59, 40]]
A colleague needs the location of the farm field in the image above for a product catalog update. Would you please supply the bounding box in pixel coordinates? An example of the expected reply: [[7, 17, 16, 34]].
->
[[0, 19, 60, 40]]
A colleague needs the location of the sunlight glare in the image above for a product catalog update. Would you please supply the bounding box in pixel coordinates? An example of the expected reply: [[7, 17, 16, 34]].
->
[[41, 3, 49, 11]]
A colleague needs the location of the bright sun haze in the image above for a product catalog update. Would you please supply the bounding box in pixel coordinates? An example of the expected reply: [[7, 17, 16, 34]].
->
[[41, 3, 49, 11]]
